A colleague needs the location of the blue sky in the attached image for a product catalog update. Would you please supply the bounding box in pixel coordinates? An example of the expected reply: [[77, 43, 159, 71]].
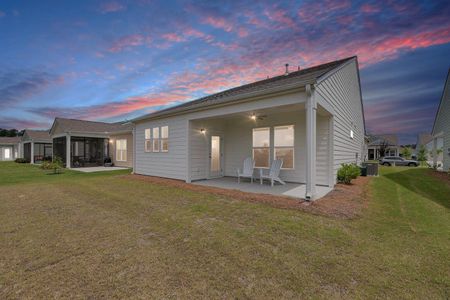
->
[[0, 0, 449, 144]]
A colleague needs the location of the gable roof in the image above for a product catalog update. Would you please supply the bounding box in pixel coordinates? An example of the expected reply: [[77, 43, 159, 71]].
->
[[0, 137, 20, 144], [50, 117, 133, 136], [23, 129, 51, 142], [367, 134, 399, 146], [416, 133, 433, 146], [432, 68, 450, 135], [133, 56, 356, 122]]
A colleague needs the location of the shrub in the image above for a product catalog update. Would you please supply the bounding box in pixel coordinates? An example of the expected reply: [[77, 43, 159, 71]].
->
[[40, 156, 64, 174], [401, 146, 412, 159], [40, 161, 53, 170], [337, 163, 360, 184], [50, 156, 64, 174], [15, 158, 30, 163]]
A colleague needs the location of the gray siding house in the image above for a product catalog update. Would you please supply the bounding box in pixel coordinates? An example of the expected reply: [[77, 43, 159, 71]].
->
[[0, 137, 21, 161], [49, 118, 133, 168], [431, 69, 450, 171], [21, 130, 53, 164], [132, 57, 366, 200]]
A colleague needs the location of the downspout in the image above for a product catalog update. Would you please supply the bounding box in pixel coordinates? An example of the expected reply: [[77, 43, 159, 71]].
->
[[305, 84, 317, 201]]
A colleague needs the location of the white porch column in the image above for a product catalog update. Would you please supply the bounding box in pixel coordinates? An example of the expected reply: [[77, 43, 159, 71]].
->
[[186, 120, 192, 183], [30, 142, 34, 164], [305, 84, 317, 200], [132, 127, 136, 174], [66, 135, 71, 168], [432, 137, 437, 167]]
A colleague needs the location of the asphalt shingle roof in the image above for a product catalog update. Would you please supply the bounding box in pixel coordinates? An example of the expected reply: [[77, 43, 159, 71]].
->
[[0, 137, 20, 144], [53, 118, 133, 134], [134, 56, 356, 122], [24, 130, 52, 142]]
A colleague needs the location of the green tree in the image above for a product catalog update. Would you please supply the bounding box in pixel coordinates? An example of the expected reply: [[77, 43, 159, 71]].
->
[[417, 145, 428, 166], [401, 147, 412, 159]]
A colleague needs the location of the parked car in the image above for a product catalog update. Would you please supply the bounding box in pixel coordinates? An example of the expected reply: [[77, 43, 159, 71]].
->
[[379, 156, 418, 167]]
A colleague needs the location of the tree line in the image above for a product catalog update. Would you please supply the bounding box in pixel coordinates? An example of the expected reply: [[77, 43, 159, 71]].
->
[[0, 129, 24, 137]]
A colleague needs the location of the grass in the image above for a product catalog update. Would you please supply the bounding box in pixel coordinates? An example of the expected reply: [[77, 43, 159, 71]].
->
[[0, 162, 449, 298]]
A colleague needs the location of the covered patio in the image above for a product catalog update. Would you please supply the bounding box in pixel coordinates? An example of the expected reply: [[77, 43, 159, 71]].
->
[[186, 91, 335, 200], [193, 177, 332, 199]]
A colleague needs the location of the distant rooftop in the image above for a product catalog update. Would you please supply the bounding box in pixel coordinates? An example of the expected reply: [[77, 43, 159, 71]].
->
[[52, 117, 133, 135]]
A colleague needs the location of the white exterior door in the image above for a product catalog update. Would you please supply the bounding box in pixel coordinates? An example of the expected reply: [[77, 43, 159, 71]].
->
[[4, 148, 11, 160], [209, 135, 223, 178]]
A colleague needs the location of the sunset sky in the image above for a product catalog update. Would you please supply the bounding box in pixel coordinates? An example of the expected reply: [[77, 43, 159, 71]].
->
[[0, 0, 449, 144]]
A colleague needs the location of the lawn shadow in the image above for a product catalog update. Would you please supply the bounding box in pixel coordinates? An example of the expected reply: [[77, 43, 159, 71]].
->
[[384, 168, 450, 209]]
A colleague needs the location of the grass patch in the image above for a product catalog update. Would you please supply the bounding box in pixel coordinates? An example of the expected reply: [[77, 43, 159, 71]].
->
[[0, 162, 448, 298]]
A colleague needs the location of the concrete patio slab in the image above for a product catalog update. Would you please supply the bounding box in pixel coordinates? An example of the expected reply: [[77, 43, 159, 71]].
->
[[193, 177, 332, 200], [71, 166, 130, 173]]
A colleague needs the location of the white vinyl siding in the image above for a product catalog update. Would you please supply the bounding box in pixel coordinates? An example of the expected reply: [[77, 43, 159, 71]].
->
[[315, 59, 365, 183], [135, 117, 188, 180], [433, 71, 450, 171]]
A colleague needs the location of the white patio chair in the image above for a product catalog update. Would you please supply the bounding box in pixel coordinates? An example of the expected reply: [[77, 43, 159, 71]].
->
[[237, 157, 255, 183], [260, 159, 285, 187]]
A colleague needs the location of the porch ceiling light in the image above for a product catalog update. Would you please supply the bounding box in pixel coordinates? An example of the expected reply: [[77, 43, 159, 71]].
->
[[250, 114, 257, 120], [200, 128, 206, 134]]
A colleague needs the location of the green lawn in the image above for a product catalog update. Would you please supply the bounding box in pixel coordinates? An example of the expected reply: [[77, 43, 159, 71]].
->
[[0, 162, 449, 299]]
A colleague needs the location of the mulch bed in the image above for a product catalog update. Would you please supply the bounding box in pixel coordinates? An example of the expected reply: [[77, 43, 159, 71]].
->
[[121, 174, 372, 219], [428, 170, 450, 185]]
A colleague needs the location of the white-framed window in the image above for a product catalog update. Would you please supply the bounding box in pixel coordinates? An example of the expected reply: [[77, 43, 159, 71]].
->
[[152, 127, 160, 152], [274, 125, 294, 169], [161, 126, 169, 152], [252, 127, 270, 168], [145, 129, 151, 152], [116, 139, 127, 161]]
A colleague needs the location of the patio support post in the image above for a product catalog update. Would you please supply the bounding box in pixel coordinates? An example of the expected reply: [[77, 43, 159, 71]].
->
[[186, 120, 192, 183], [30, 142, 34, 164], [66, 135, 71, 168], [432, 137, 437, 167], [132, 127, 136, 174], [305, 84, 317, 200]]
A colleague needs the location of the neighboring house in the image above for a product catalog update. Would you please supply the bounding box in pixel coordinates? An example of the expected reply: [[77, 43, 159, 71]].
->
[[366, 134, 400, 160], [49, 118, 134, 168], [131, 56, 366, 200], [21, 129, 53, 164], [431, 68, 450, 171], [415, 133, 443, 165], [0, 137, 21, 161]]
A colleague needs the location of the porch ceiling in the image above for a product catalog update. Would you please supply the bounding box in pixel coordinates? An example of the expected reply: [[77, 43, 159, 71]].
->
[[191, 103, 305, 122]]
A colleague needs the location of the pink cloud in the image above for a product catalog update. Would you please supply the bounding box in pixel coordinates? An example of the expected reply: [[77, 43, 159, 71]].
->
[[162, 33, 186, 42], [0, 10, 5, 18], [360, 4, 381, 13], [108, 34, 148, 52], [203, 16, 233, 32], [99, 1, 125, 14], [264, 8, 296, 29], [0, 117, 51, 130]]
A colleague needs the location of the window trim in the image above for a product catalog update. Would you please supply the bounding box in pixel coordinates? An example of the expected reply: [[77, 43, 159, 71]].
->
[[252, 127, 270, 168], [144, 129, 151, 152], [152, 127, 160, 153], [273, 125, 295, 170], [116, 139, 127, 162], [160, 126, 169, 152]]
